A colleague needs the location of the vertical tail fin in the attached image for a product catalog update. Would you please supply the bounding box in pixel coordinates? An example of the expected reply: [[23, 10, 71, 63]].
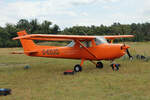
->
[[17, 30, 37, 51]]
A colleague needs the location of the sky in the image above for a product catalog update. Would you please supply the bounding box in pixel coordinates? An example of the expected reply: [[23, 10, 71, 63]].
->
[[0, 0, 150, 29]]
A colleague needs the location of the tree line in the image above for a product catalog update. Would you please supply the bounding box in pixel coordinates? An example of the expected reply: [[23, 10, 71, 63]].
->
[[0, 19, 150, 47]]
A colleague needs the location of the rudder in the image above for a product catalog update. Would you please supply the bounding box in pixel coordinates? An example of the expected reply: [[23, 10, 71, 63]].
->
[[17, 30, 37, 51]]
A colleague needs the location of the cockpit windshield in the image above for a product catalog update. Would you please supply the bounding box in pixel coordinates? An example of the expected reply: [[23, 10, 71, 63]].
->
[[95, 37, 108, 45]]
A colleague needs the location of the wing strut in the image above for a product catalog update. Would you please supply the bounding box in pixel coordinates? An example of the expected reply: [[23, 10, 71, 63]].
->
[[76, 40, 98, 59]]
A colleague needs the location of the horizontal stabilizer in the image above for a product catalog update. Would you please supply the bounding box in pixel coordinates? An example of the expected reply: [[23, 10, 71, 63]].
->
[[11, 51, 38, 54], [24, 51, 38, 54], [11, 51, 24, 54]]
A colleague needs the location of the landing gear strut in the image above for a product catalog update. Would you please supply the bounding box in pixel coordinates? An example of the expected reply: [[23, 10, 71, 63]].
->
[[74, 59, 85, 72]]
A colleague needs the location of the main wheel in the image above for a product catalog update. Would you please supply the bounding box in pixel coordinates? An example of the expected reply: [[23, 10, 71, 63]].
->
[[96, 62, 103, 69], [74, 64, 82, 72], [111, 64, 119, 71]]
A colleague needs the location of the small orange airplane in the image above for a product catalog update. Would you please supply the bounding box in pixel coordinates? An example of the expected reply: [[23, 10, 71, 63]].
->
[[13, 30, 134, 72]]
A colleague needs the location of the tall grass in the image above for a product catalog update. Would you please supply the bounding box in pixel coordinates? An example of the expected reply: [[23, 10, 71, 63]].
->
[[0, 42, 150, 100]]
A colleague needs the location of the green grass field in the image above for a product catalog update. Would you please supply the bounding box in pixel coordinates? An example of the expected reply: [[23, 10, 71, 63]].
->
[[0, 42, 150, 100]]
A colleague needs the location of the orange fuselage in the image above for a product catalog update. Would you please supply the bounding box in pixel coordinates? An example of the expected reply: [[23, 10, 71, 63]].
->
[[26, 43, 127, 61]]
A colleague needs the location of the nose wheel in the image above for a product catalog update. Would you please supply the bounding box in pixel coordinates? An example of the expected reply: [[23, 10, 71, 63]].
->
[[74, 64, 82, 72]]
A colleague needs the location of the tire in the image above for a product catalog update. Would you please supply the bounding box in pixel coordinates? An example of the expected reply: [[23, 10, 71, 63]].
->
[[74, 64, 82, 72], [96, 62, 103, 69]]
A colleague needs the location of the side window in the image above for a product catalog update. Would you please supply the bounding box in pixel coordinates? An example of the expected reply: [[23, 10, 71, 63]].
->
[[80, 41, 92, 48], [67, 41, 75, 47], [95, 38, 101, 45]]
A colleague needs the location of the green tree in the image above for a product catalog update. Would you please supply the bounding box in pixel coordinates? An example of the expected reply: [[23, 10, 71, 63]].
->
[[50, 24, 60, 34], [16, 19, 31, 31], [40, 20, 52, 34], [0, 27, 10, 47]]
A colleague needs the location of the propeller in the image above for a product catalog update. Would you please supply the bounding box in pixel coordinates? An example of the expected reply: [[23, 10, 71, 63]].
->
[[126, 48, 133, 60], [120, 30, 133, 60], [121, 43, 133, 60]]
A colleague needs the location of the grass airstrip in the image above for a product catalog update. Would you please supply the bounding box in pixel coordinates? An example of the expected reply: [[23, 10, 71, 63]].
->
[[0, 42, 150, 100]]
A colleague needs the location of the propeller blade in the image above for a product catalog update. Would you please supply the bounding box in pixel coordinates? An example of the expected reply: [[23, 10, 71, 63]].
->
[[126, 49, 133, 60]]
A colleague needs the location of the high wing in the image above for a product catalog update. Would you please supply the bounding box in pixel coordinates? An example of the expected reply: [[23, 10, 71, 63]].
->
[[13, 34, 134, 41], [103, 35, 134, 40], [13, 30, 134, 41], [13, 34, 95, 41]]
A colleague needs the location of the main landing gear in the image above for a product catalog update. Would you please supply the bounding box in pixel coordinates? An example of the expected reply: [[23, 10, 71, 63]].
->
[[96, 62, 103, 69], [90, 60, 103, 69], [73, 60, 104, 72], [74, 59, 84, 72], [74, 64, 82, 72]]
